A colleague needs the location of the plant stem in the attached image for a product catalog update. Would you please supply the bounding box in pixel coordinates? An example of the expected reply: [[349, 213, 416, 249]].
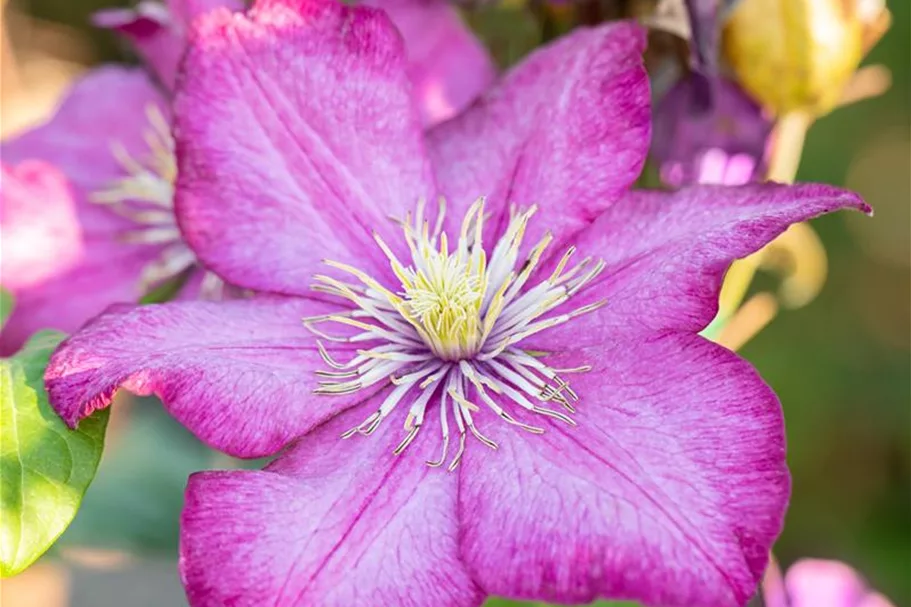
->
[[767, 111, 812, 183]]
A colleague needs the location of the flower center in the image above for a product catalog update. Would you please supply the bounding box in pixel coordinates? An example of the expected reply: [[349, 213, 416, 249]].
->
[[305, 198, 605, 470], [90, 104, 225, 298], [402, 245, 483, 361]]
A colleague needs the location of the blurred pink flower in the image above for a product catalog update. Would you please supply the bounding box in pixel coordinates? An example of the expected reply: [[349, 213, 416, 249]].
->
[[654, 74, 772, 187], [363, 0, 496, 126], [0, 0, 240, 355], [93, 0, 245, 88], [0, 68, 223, 356], [763, 557, 896, 607], [45, 1, 867, 605]]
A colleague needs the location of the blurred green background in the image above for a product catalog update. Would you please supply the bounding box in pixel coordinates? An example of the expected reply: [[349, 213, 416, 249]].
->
[[1, 0, 908, 605]]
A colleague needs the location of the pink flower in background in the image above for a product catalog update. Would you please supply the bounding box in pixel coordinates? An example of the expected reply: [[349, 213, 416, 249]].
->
[[363, 0, 496, 126], [0, 0, 241, 355], [654, 74, 772, 187], [93, 0, 244, 88], [44, 0, 867, 605], [0, 67, 220, 356], [763, 558, 895, 607], [0, 0, 492, 354]]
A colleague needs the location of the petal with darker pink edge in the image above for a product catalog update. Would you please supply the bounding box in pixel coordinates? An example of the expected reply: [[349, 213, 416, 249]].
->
[[180, 408, 483, 607], [45, 297, 380, 458], [426, 22, 649, 247], [458, 334, 788, 607], [174, 0, 437, 296], [529, 183, 869, 350]]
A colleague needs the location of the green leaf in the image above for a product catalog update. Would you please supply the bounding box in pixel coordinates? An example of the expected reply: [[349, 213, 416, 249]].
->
[[0, 331, 109, 577], [0, 288, 13, 330]]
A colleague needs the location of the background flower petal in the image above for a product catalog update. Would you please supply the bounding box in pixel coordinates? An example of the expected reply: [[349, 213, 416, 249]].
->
[[174, 0, 437, 296], [785, 559, 869, 607], [94, 1, 244, 89], [652, 75, 772, 187], [684, 0, 724, 71], [3, 66, 169, 202], [180, 407, 483, 607], [170, 0, 246, 22], [0, 162, 158, 355], [45, 297, 375, 458], [0, 68, 172, 354], [531, 183, 869, 350], [458, 333, 788, 607], [366, 0, 495, 127], [426, 21, 649, 249], [93, 2, 182, 89]]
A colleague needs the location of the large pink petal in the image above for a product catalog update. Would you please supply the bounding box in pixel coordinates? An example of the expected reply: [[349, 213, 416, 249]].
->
[[458, 334, 789, 607], [174, 0, 437, 296], [94, 0, 243, 89], [180, 407, 483, 606], [532, 183, 869, 350], [366, 0, 495, 127], [0, 162, 158, 354], [426, 22, 649, 248], [45, 297, 377, 458]]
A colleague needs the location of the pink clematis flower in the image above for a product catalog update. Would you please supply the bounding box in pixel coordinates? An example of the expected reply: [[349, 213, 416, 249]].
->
[[45, 0, 868, 605], [763, 558, 896, 607], [0, 0, 491, 354]]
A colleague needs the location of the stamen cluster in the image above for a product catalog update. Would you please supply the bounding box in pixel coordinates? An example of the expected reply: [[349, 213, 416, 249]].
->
[[305, 198, 605, 469]]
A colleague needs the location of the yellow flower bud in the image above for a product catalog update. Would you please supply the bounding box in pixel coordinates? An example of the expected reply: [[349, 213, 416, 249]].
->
[[722, 0, 890, 117]]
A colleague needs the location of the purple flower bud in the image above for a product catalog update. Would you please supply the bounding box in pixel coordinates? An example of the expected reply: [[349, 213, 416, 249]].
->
[[653, 72, 772, 186]]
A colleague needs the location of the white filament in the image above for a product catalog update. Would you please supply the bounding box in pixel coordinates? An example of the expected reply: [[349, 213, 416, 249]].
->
[[305, 198, 603, 470]]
